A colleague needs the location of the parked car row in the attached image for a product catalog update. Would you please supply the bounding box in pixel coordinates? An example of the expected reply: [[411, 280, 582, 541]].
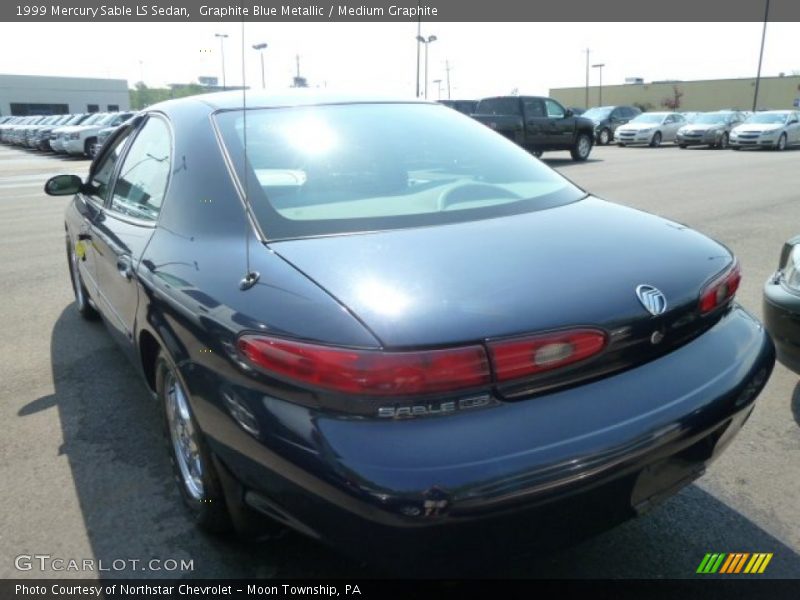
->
[[612, 109, 800, 150], [0, 111, 134, 157]]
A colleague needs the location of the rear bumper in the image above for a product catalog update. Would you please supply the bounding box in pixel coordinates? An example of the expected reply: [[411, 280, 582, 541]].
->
[[194, 306, 774, 565], [763, 276, 800, 374]]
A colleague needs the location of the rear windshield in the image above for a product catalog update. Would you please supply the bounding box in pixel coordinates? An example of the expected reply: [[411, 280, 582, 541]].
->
[[214, 102, 583, 240]]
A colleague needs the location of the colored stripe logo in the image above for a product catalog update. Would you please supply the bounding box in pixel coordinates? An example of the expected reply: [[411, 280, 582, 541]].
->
[[696, 553, 773, 574]]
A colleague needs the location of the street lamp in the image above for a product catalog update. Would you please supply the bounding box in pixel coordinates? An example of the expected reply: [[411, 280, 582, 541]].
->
[[753, 0, 770, 111], [252, 42, 268, 89], [592, 63, 605, 105], [215, 33, 229, 90], [416, 34, 437, 99]]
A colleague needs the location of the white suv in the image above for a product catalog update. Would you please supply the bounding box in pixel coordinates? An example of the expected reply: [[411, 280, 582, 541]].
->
[[63, 112, 133, 157]]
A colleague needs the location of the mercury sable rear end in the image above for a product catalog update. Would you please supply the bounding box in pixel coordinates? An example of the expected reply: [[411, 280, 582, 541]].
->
[[46, 92, 774, 568]]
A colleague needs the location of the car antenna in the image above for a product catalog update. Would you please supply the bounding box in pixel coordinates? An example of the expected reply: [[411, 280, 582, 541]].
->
[[239, 19, 260, 291]]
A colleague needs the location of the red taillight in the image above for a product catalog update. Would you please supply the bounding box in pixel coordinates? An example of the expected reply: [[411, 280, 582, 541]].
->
[[487, 328, 607, 382], [237, 335, 491, 396], [699, 261, 741, 314]]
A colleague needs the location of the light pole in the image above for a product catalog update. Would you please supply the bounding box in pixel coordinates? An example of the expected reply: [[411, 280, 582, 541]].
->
[[416, 34, 437, 99], [753, 0, 770, 111], [215, 33, 229, 90], [252, 42, 268, 89], [584, 49, 590, 108], [592, 63, 605, 105]]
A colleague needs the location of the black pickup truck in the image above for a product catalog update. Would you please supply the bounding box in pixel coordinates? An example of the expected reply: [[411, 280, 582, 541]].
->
[[472, 96, 595, 161]]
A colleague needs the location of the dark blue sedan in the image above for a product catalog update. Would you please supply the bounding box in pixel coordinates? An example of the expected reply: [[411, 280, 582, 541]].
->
[[45, 92, 774, 568]]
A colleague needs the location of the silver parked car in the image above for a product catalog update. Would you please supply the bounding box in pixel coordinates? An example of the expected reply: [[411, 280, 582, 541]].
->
[[676, 111, 747, 149], [614, 112, 686, 147], [730, 110, 800, 150]]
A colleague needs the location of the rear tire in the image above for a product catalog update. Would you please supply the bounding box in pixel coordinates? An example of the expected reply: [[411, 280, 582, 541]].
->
[[678, 144, 687, 149], [570, 133, 593, 161], [157, 351, 233, 534]]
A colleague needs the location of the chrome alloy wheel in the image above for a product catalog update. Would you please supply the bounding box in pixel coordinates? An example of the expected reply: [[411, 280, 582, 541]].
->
[[577, 135, 592, 158], [165, 372, 205, 500]]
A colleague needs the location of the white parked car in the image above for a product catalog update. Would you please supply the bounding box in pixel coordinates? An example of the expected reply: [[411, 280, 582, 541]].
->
[[729, 110, 800, 150], [49, 113, 95, 152], [614, 112, 686, 147], [50, 112, 108, 154]]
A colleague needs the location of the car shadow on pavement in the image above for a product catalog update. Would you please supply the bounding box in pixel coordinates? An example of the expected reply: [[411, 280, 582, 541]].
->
[[21, 304, 800, 579], [542, 157, 603, 167]]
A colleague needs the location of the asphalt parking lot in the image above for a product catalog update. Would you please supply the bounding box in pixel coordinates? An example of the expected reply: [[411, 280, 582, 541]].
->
[[0, 142, 799, 579]]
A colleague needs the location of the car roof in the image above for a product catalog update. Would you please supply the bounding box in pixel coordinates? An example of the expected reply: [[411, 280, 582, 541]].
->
[[165, 89, 432, 111]]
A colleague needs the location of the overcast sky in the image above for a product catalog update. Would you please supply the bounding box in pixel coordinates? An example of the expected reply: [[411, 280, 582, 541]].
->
[[1, 22, 798, 99]]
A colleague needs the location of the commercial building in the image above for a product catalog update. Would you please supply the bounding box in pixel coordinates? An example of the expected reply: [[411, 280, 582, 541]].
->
[[551, 75, 800, 112], [0, 74, 129, 116]]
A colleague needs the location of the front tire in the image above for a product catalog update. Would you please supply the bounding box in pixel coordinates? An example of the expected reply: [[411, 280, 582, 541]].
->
[[84, 137, 96, 158], [570, 133, 593, 161], [157, 351, 232, 534], [776, 133, 787, 151], [649, 132, 662, 147], [716, 132, 729, 149], [67, 238, 98, 320], [598, 128, 611, 146]]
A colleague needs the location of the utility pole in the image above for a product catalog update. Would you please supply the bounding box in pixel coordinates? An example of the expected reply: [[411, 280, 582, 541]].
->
[[215, 33, 229, 90], [585, 48, 590, 108], [753, 0, 770, 111], [445, 60, 452, 100]]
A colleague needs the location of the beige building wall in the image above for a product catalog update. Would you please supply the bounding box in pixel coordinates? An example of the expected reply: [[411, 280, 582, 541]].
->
[[550, 76, 800, 112]]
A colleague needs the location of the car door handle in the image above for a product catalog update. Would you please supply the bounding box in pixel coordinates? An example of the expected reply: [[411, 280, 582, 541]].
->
[[117, 256, 133, 280], [78, 233, 91, 241]]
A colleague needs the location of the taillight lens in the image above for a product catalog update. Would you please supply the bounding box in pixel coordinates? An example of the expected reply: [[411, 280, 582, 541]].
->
[[487, 329, 607, 382], [237, 335, 490, 396], [699, 260, 741, 314]]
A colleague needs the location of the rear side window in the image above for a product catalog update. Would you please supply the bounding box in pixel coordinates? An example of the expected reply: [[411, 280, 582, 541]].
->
[[109, 117, 171, 221], [476, 98, 521, 116], [523, 99, 545, 118]]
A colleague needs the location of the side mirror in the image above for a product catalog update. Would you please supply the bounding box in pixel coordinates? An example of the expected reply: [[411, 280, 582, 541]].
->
[[789, 119, 799, 125], [564, 109, 574, 118], [44, 174, 84, 196]]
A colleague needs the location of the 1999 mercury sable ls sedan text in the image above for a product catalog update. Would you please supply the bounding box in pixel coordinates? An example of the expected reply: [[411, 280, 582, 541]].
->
[[45, 92, 774, 568]]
